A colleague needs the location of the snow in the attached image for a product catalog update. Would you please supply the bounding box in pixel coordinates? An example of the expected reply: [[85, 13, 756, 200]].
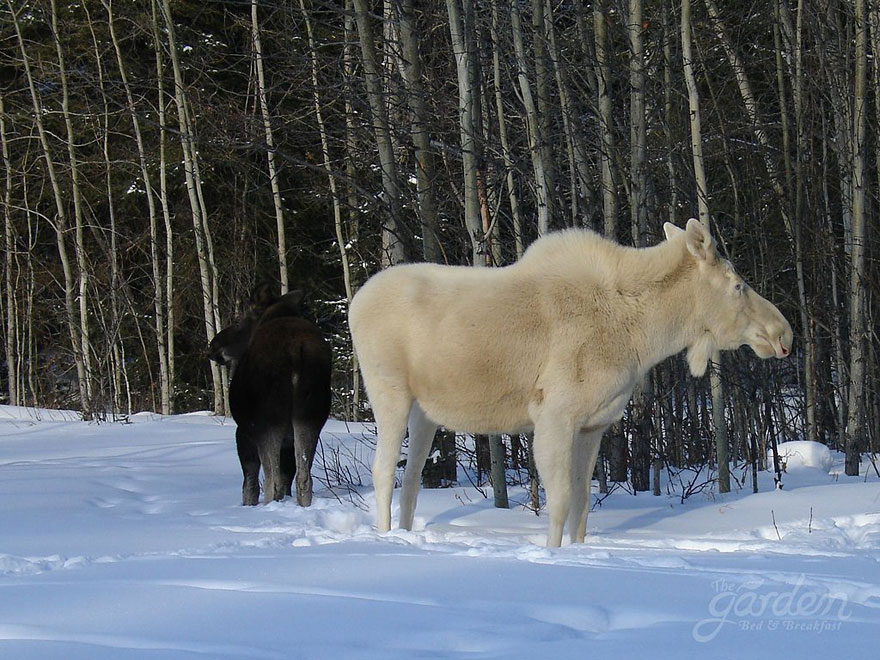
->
[[1, 404, 879, 659], [773, 440, 835, 472]]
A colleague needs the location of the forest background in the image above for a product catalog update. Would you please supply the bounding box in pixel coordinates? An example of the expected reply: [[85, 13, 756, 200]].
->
[[1, 0, 877, 493]]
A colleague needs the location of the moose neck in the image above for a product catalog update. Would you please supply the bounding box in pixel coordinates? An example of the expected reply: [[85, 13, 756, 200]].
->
[[625, 238, 705, 376]]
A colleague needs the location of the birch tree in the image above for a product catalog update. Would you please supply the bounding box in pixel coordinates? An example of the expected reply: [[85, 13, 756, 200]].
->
[[159, 0, 224, 413], [8, 0, 91, 415], [251, 0, 289, 293], [151, 0, 176, 413], [353, 0, 406, 266], [104, 0, 171, 414], [681, 0, 729, 492], [396, 0, 441, 263], [0, 92, 16, 406], [845, 0, 869, 476], [510, 0, 551, 236], [593, 0, 617, 238], [447, 0, 484, 264]]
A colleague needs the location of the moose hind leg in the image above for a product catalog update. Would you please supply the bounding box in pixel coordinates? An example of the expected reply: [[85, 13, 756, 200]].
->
[[292, 420, 321, 507], [237, 427, 261, 506], [371, 389, 413, 533], [257, 428, 286, 503], [280, 429, 296, 499], [398, 403, 438, 531]]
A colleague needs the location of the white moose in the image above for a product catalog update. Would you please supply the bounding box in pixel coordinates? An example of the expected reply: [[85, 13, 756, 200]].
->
[[349, 219, 793, 547]]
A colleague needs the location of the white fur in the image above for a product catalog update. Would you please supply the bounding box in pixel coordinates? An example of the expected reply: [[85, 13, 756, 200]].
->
[[349, 219, 793, 547]]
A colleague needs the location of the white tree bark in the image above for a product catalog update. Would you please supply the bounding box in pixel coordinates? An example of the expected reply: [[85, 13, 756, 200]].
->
[[106, 0, 164, 413], [594, 0, 617, 238], [52, 0, 94, 412], [446, 0, 484, 264], [396, 0, 442, 263], [159, 0, 224, 413], [252, 0, 289, 293], [846, 0, 869, 476], [352, 0, 406, 267], [0, 92, 17, 407], [151, 0, 175, 414], [510, 0, 551, 236], [490, 2, 524, 258], [8, 0, 90, 414]]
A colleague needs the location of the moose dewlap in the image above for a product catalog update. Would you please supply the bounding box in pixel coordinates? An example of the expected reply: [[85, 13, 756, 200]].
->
[[349, 219, 792, 547]]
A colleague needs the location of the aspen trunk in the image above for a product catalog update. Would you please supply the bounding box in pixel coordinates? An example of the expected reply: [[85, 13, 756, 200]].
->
[[0, 92, 17, 406], [352, 0, 406, 266], [159, 0, 224, 413], [52, 0, 94, 413], [594, 0, 617, 238], [8, 0, 90, 415], [251, 0, 289, 293], [683, 0, 728, 492], [151, 0, 175, 414], [299, 0, 358, 421], [397, 0, 442, 264], [490, 3, 524, 258], [105, 0, 170, 414], [446, 0, 484, 264], [845, 0, 869, 476], [510, 0, 551, 236]]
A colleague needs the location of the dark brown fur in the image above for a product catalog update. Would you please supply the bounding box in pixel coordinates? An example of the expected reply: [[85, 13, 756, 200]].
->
[[209, 286, 331, 506]]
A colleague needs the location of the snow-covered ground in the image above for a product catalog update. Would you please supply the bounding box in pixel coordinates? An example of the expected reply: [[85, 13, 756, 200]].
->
[[1, 405, 878, 659]]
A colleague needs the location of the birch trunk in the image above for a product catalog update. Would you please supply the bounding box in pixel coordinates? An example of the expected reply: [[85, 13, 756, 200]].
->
[[299, 0, 358, 421], [252, 0, 289, 293], [397, 0, 442, 263], [152, 0, 175, 414], [629, 0, 648, 246], [8, 0, 90, 415], [0, 92, 16, 406], [594, 0, 617, 238], [490, 3, 524, 258], [159, 0, 224, 414], [510, 0, 551, 236], [544, 0, 591, 225], [845, 0, 869, 476], [683, 0, 728, 491], [105, 0, 170, 414], [352, 0, 406, 266], [446, 0, 483, 264], [532, 0, 554, 227], [343, 0, 360, 416]]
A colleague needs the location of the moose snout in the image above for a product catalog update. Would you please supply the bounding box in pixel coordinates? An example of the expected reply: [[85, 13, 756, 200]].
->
[[208, 343, 230, 366], [774, 323, 794, 359]]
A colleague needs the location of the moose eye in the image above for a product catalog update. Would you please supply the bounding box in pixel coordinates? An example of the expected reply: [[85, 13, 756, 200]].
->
[[734, 281, 745, 294]]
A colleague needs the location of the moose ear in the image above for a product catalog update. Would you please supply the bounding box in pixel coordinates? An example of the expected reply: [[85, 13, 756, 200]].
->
[[280, 289, 306, 311], [251, 282, 277, 307], [663, 222, 685, 241], [684, 218, 716, 261]]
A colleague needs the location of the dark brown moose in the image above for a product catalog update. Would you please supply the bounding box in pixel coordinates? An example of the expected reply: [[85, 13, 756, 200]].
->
[[209, 285, 331, 507]]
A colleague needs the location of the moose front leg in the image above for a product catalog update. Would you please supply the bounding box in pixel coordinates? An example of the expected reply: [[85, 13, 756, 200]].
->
[[532, 411, 577, 548]]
